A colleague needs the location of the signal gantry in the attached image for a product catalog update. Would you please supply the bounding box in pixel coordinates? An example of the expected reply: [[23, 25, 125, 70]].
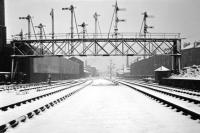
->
[[19, 14, 37, 40]]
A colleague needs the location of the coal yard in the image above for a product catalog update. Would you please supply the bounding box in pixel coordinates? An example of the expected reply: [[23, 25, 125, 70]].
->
[[1, 0, 200, 133]]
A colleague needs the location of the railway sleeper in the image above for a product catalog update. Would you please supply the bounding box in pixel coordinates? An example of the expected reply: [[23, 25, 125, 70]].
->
[[40, 106, 46, 112], [126, 81, 200, 106], [45, 104, 50, 109], [1, 107, 8, 111], [50, 102, 54, 107], [9, 120, 19, 128], [9, 104, 15, 109], [0, 81, 89, 132], [16, 102, 21, 106], [18, 115, 26, 122], [118, 81, 200, 121], [0, 124, 8, 133], [34, 109, 40, 115], [27, 112, 34, 119]]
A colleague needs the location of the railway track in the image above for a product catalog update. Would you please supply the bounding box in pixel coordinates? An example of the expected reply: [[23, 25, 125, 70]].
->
[[1, 78, 199, 133], [113, 79, 200, 121], [0, 80, 86, 112], [0, 80, 79, 92], [118, 79, 200, 104], [128, 79, 200, 96], [0, 79, 93, 133]]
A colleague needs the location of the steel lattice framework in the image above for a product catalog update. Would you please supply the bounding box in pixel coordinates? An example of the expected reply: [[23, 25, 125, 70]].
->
[[11, 33, 181, 57], [9, 32, 182, 79]]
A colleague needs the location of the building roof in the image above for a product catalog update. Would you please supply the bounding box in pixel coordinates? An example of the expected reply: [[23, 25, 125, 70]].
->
[[69, 57, 83, 64], [154, 66, 170, 71]]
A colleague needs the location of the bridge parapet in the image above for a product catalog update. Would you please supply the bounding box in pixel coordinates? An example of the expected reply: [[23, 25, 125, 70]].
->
[[12, 32, 181, 40]]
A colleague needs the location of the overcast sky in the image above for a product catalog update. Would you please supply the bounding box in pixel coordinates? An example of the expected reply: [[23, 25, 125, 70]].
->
[[4, 0, 200, 72]]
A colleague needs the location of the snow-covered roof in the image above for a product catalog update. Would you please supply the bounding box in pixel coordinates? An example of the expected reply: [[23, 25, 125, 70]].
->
[[0, 72, 10, 74], [84, 70, 90, 73], [154, 66, 170, 71]]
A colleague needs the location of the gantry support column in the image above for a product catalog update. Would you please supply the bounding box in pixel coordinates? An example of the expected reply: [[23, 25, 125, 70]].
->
[[11, 42, 16, 83], [172, 39, 181, 74]]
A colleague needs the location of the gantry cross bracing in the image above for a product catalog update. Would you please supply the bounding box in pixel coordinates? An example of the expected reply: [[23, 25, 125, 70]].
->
[[11, 33, 181, 57]]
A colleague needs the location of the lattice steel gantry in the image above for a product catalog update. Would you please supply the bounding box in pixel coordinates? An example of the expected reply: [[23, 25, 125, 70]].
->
[[10, 32, 181, 73]]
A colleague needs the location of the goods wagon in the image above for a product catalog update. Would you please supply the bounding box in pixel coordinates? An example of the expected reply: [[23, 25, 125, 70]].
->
[[69, 57, 84, 77], [17, 56, 80, 83], [130, 47, 200, 78], [60, 57, 79, 74], [33, 57, 79, 74], [181, 47, 200, 67], [130, 55, 172, 78]]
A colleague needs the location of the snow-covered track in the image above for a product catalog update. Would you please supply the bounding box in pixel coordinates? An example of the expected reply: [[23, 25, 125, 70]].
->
[[128, 79, 200, 96], [0, 80, 86, 112], [0, 80, 93, 133], [114, 79, 200, 121]]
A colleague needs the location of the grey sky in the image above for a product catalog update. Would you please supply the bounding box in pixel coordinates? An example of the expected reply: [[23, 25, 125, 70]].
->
[[4, 0, 200, 71]]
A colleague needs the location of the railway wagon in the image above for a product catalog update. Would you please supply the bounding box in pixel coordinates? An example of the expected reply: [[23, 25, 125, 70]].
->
[[17, 56, 80, 83], [130, 55, 172, 78], [181, 47, 200, 67], [69, 57, 84, 78], [130, 47, 200, 78]]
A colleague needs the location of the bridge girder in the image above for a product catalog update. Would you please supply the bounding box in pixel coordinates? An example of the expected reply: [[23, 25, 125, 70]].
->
[[11, 37, 181, 57]]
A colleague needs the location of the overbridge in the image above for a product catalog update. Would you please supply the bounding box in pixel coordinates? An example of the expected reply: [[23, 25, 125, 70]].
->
[[10, 32, 181, 72], [9, 2, 182, 80], [11, 33, 181, 56]]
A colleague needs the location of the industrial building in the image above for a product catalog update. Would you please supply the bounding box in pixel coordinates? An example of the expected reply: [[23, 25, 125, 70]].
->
[[0, 0, 86, 83]]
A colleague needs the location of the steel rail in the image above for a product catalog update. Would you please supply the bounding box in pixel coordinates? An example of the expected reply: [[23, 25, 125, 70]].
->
[[128, 80, 200, 97], [0, 80, 87, 112], [0, 80, 93, 133], [120, 80, 200, 104], [115, 80, 200, 120]]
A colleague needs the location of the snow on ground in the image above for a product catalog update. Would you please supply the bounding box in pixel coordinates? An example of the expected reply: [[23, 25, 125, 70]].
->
[[122, 81, 200, 114], [132, 79, 200, 96], [122, 78, 200, 100], [6, 79, 200, 133], [170, 65, 200, 80], [0, 81, 90, 125], [0, 81, 80, 107], [132, 80, 200, 100]]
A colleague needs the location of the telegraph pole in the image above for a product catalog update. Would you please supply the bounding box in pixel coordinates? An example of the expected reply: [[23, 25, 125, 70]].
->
[[19, 14, 31, 40], [113, 1, 125, 54], [79, 22, 88, 55], [114, 2, 118, 38], [110, 60, 112, 79], [109, 60, 115, 79], [93, 12, 100, 38], [50, 8, 55, 54], [62, 5, 75, 54], [19, 29, 23, 40], [93, 12, 100, 55], [126, 55, 129, 68], [143, 11, 147, 59], [35, 23, 45, 55], [142, 11, 153, 59]]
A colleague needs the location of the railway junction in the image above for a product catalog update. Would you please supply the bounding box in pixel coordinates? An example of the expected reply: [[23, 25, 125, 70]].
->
[[1, 0, 200, 133], [0, 78, 200, 133]]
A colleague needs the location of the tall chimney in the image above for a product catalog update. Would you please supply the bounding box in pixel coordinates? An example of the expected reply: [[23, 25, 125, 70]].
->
[[0, 0, 6, 51]]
